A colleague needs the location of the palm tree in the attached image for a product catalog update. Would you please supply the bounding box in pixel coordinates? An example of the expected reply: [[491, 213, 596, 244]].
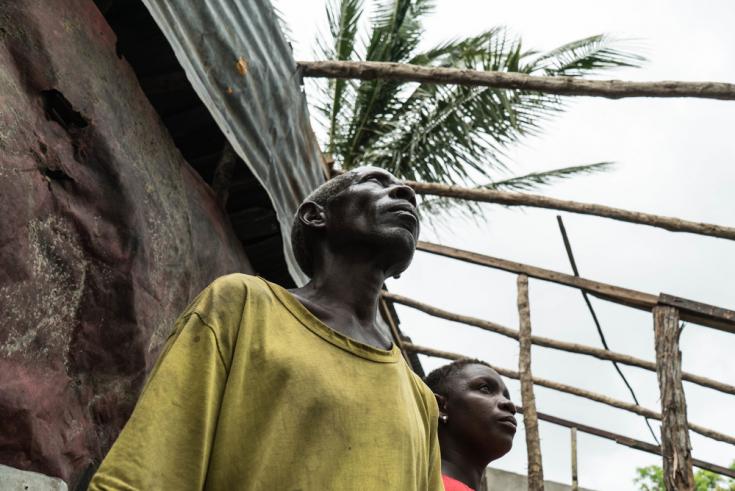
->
[[310, 0, 644, 201]]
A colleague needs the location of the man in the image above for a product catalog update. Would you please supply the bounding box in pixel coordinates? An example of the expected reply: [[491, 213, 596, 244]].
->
[[425, 360, 517, 491], [89, 166, 442, 490]]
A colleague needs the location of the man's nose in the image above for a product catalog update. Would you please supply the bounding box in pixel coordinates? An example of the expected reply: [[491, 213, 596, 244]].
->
[[389, 183, 417, 207]]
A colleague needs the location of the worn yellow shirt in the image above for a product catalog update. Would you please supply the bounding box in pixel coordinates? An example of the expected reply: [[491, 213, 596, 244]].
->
[[89, 274, 442, 491]]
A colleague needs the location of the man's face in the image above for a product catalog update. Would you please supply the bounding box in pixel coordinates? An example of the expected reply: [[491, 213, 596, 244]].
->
[[444, 364, 516, 462], [324, 166, 419, 276]]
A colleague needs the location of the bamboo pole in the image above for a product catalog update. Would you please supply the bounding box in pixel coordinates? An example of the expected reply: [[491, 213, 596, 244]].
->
[[654, 306, 695, 490], [518, 275, 545, 490], [403, 343, 735, 446], [416, 241, 735, 334], [407, 180, 735, 241], [383, 291, 734, 395], [298, 61, 735, 101], [571, 427, 579, 491]]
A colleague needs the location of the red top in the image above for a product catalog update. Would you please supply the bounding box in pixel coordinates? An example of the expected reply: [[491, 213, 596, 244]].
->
[[442, 474, 474, 491]]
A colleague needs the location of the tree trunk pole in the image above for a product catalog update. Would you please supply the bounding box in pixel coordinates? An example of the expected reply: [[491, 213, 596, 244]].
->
[[518, 274, 544, 490], [298, 60, 735, 101], [406, 181, 735, 242], [571, 427, 579, 491], [653, 306, 695, 491]]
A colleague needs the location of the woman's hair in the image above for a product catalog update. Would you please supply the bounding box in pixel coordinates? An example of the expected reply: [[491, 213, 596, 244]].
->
[[290, 170, 360, 277], [424, 358, 492, 397]]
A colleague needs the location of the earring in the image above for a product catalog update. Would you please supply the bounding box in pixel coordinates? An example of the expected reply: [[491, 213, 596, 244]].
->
[[440, 415, 448, 423]]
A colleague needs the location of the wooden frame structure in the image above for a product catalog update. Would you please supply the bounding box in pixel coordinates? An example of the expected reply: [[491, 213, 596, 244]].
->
[[387, 201, 735, 488], [303, 60, 735, 490]]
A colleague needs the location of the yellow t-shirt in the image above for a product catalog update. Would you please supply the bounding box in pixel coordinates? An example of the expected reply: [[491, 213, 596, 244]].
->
[[89, 274, 442, 491]]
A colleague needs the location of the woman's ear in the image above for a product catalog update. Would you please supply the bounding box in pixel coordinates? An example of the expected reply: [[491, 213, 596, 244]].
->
[[297, 201, 326, 230], [434, 392, 448, 417]]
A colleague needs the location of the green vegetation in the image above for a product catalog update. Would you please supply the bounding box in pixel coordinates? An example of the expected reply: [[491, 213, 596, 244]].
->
[[311, 0, 644, 200], [634, 462, 735, 491]]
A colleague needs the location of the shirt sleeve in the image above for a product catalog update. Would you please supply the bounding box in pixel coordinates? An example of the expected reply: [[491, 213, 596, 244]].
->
[[89, 311, 228, 491]]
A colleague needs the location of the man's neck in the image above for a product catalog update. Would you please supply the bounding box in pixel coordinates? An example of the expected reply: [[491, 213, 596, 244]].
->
[[290, 252, 392, 349]]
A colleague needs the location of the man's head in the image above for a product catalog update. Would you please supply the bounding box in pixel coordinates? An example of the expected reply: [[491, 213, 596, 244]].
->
[[291, 166, 419, 278], [425, 359, 516, 463]]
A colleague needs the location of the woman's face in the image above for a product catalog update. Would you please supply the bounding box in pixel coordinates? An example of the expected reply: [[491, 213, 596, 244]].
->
[[441, 363, 517, 462]]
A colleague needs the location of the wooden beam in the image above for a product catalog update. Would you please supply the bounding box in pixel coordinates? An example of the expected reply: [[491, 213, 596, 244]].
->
[[571, 427, 579, 491], [382, 291, 735, 395], [404, 343, 735, 446], [417, 240, 656, 310], [416, 241, 735, 334], [407, 180, 735, 241], [654, 306, 695, 490], [526, 409, 735, 480], [659, 293, 735, 333], [517, 275, 545, 490], [298, 60, 735, 101]]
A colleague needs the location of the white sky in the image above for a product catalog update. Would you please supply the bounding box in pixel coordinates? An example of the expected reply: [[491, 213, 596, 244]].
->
[[275, 1, 735, 489]]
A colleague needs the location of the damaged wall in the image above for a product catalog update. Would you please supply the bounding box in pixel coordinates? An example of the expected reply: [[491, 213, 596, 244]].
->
[[0, 0, 253, 486]]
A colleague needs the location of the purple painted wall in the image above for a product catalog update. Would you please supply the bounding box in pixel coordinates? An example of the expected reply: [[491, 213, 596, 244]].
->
[[0, 0, 253, 486]]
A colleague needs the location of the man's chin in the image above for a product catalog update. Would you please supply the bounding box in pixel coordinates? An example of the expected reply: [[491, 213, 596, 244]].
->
[[383, 238, 416, 278]]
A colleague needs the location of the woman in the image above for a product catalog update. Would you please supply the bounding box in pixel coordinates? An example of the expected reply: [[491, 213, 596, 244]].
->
[[425, 359, 517, 491]]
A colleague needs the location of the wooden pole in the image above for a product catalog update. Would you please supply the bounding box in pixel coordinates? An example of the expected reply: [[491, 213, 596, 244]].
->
[[571, 427, 579, 491], [297, 60, 735, 101], [654, 306, 695, 490], [518, 275, 545, 490], [383, 291, 734, 396], [407, 180, 735, 242], [527, 408, 735, 479], [416, 241, 735, 334]]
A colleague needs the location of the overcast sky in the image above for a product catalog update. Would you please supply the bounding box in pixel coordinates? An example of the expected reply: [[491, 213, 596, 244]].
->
[[275, 1, 735, 488]]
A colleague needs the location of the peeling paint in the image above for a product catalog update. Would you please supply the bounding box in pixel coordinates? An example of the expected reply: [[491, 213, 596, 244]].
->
[[235, 56, 248, 76], [0, 216, 87, 368]]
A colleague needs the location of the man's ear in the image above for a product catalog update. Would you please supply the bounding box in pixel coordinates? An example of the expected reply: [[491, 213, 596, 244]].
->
[[297, 201, 326, 230]]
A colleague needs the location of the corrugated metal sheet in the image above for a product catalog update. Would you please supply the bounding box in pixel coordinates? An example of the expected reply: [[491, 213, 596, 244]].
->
[[141, 0, 325, 285]]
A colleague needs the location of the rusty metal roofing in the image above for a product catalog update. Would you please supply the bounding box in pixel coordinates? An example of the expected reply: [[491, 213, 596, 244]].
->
[[141, 0, 326, 285]]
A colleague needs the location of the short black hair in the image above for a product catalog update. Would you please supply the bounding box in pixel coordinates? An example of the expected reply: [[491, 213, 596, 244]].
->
[[291, 169, 361, 277], [425, 358, 492, 397]]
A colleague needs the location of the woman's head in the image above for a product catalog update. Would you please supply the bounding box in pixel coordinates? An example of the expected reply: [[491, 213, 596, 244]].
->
[[425, 359, 516, 464]]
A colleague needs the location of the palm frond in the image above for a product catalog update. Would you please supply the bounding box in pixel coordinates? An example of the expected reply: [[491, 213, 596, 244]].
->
[[484, 161, 615, 191], [530, 34, 646, 77], [341, 0, 436, 167], [317, 0, 364, 154], [362, 30, 564, 184]]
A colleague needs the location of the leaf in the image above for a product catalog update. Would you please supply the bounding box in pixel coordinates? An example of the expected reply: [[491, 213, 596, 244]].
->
[[530, 34, 647, 77], [483, 162, 615, 192]]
